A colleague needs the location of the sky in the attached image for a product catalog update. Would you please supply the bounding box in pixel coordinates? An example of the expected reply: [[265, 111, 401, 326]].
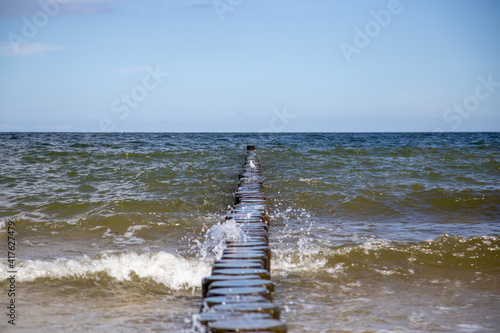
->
[[0, 0, 499, 132]]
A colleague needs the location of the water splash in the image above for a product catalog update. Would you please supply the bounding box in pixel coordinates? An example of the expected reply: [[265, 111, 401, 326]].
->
[[193, 218, 247, 260]]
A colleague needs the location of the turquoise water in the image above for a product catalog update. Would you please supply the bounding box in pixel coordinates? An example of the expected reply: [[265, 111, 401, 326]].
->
[[1, 132, 499, 332]]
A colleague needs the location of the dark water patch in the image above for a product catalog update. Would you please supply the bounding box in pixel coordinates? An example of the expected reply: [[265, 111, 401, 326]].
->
[[69, 142, 92, 148], [405, 188, 500, 214], [336, 194, 400, 218]]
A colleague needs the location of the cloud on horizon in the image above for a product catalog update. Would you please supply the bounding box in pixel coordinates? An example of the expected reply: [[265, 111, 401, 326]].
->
[[0, 124, 23, 131], [0, 42, 65, 57]]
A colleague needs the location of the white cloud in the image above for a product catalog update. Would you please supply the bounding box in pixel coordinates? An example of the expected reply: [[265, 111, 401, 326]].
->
[[0, 0, 122, 17], [176, 2, 213, 11], [0, 42, 65, 57], [117, 66, 148, 76]]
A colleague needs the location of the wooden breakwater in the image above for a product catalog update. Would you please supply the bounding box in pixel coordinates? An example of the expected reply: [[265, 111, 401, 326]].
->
[[196, 145, 287, 332]]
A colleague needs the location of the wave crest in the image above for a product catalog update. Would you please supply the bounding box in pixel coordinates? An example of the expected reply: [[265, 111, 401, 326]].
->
[[1, 251, 211, 290]]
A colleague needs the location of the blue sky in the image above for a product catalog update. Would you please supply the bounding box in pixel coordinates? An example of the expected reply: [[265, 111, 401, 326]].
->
[[0, 0, 499, 132]]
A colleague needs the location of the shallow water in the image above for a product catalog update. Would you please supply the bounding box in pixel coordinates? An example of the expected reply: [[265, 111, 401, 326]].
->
[[1, 132, 499, 332]]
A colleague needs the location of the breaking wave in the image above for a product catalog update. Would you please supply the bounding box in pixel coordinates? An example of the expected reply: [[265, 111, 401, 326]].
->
[[0, 251, 211, 290]]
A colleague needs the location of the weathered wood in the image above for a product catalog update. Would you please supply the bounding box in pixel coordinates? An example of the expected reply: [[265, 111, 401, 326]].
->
[[197, 145, 287, 333]]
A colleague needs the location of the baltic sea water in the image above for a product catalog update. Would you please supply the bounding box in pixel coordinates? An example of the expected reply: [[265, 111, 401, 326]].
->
[[0, 132, 499, 332]]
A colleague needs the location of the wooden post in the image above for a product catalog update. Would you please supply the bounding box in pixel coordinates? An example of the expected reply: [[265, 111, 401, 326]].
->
[[197, 146, 287, 332]]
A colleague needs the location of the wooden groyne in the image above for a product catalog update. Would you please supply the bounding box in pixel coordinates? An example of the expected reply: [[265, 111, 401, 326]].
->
[[197, 145, 287, 332]]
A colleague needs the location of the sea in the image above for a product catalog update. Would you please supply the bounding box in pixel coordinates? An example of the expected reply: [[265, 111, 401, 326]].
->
[[0, 132, 499, 333]]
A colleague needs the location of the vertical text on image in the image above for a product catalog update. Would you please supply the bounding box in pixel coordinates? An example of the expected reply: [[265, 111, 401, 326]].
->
[[6, 220, 17, 326]]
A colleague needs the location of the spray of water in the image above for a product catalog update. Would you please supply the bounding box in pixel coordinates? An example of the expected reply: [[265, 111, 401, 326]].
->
[[193, 218, 247, 260]]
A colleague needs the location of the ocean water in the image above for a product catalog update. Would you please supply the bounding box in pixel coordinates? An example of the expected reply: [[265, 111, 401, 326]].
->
[[0, 132, 499, 332]]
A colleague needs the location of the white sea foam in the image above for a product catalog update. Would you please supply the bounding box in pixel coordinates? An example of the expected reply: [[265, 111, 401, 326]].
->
[[271, 237, 329, 274], [102, 224, 148, 245], [1, 251, 211, 290], [298, 177, 320, 184], [271, 237, 397, 277], [456, 323, 486, 332]]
